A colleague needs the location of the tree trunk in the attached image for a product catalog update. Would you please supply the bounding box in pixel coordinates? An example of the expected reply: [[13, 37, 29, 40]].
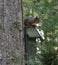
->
[[0, 0, 24, 65]]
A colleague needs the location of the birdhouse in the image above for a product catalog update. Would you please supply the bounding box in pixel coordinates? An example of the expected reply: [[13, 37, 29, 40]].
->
[[24, 16, 44, 64]]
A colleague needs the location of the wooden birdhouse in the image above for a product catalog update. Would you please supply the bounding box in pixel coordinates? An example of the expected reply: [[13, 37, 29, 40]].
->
[[24, 16, 44, 65]]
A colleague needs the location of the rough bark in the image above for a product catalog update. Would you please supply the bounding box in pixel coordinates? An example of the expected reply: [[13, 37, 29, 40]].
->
[[0, 0, 24, 65]]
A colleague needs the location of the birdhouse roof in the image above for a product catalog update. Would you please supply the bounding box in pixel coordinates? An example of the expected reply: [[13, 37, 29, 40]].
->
[[26, 27, 40, 38]]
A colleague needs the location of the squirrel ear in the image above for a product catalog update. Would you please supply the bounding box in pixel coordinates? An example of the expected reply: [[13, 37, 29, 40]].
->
[[34, 16, 40, 22], [34, 16, 39, 20], [35, 16, 39, 19]]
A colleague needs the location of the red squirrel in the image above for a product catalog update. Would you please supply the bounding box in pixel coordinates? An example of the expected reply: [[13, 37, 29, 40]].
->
[[24, 16, 40, 27]]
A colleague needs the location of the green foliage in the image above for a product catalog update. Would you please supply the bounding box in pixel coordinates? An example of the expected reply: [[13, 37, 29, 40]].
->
[[23, 0, 58, 65], [26, 59, 35, 65], [37, 41, 58, 65]]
